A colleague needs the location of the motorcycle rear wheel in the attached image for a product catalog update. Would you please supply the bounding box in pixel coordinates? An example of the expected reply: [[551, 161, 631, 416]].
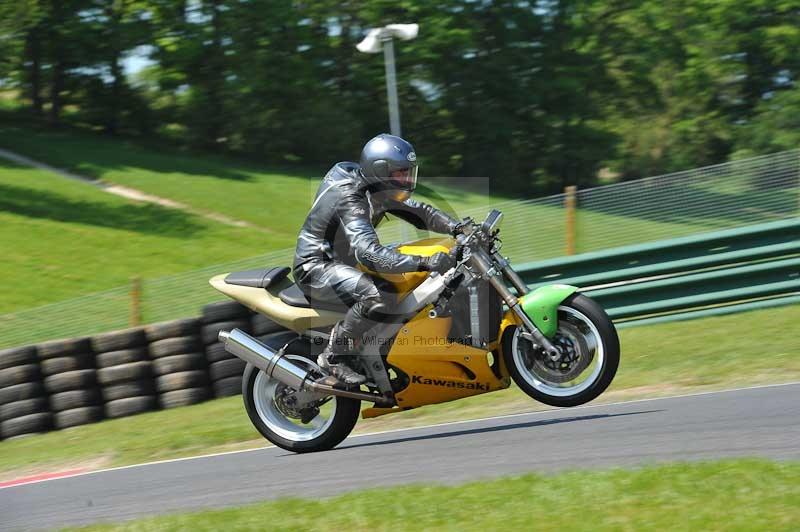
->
[[242, 357, 360, 453], [502, 293, 619, 407]]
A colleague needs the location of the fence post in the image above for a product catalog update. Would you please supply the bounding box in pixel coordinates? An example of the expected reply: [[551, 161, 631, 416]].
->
[[130, 277, 142, 327], [564, 185, 577, 255]]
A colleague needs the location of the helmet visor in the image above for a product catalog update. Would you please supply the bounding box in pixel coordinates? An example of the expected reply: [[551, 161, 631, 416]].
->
[[389, 165, 418, 191]]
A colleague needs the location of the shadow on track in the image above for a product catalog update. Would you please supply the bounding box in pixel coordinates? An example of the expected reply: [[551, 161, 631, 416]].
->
[[275, 410, 663, 456], [341, 410, 663, 451]]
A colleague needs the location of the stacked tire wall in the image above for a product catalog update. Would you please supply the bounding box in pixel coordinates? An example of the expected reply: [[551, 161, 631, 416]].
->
[[93, 328, 158, 419], [251, 313, 287, 344], [0, 345, 51, 439], [201, 302, 252, 398], [0, 301, 286, 440], [145, 318, 209, 409], [40, 337, 101, 430]]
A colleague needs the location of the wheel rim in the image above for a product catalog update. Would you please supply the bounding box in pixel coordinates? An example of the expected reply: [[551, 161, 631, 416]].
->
[[252, 356, 337, 442], [511, 305, 604, 397]]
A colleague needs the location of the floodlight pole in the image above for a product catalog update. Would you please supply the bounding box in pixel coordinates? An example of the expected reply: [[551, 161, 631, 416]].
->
[[382, 36, 402, 137], [357, 24, 418, 137]]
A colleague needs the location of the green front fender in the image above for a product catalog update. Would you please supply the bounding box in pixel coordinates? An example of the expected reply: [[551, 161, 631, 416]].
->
[[519, 284, 578, 338]]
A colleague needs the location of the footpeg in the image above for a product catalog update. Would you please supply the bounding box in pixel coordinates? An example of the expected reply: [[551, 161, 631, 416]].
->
[[315, 375, 359, 390]]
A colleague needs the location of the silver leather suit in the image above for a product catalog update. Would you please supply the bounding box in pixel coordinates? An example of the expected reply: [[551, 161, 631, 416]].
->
[[292, 162, 457, 341]]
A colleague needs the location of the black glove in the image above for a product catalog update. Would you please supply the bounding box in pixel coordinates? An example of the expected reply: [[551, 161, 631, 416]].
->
[[419, 251, 455, 274]]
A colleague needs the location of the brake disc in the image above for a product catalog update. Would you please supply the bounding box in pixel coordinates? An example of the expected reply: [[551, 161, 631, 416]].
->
[[272, 355, 329, 422], [522, 320, 592, 384]]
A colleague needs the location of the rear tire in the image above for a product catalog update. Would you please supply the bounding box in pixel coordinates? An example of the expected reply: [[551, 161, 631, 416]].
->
[[242, 361, 360, 453], [503, 293, 619, 408]]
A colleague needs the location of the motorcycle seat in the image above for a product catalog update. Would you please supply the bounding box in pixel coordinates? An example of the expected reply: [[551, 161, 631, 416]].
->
[[278, 283, 349, 313], [224, 267, 291, 288]]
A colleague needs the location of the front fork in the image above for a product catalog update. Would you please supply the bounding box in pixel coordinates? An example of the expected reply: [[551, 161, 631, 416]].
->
[[470, 249, 561, 359], [493, 251, 530, 296]]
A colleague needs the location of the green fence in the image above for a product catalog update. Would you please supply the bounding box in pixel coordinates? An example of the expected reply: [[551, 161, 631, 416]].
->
[[1, 150, 798, 348], [517, 219, 800, 326]]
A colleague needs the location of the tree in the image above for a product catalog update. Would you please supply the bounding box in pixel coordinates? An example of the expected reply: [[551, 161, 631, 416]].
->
[[0, 1, 45, 115], [4, 0, 798, 191]]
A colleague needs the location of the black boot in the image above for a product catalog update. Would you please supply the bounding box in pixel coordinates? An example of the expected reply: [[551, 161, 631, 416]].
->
[[317, 323, 367, 387]]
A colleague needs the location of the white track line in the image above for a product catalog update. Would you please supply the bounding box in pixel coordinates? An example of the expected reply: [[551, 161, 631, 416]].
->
[[2, 380, 798, 490]]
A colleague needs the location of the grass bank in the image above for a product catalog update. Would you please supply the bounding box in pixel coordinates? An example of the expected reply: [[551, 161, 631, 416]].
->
[[0, 123, 492, 320], [0, 123, 494, 236], [71, 459, 800, 531], [1, 304, 797, 479], [1, 122, 778, 274], [0, 158, 275, 312]]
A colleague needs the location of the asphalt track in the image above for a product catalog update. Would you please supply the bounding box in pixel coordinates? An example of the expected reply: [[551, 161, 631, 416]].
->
[[2, 382, 799, 530]]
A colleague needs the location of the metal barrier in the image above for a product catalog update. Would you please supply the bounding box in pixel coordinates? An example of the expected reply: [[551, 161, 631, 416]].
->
[[518, 219, 800, 286], [517, 219, 800, 325]]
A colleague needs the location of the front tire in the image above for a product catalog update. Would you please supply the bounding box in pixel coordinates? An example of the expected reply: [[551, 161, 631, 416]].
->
[[502, 293, 619, 407], [242, 359, 360, 453]]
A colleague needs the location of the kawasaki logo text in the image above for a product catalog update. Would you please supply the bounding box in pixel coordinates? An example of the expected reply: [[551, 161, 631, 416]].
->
[[412, 375, 488, 391]]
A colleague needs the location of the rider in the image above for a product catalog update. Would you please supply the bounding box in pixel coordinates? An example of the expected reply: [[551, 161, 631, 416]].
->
[[293, 134, 462, 386]]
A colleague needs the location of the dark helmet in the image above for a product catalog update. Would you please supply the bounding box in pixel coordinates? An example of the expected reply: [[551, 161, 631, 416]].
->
[[359, 134, 418, 201]]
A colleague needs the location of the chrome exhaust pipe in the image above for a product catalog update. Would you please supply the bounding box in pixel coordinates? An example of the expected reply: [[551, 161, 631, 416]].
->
[[219, 328, 394, 406], [219, 328, 309, 389]]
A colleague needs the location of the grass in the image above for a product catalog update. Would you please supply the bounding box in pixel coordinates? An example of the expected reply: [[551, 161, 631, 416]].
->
[[0, 122, 494, 321], [0, 125, 499, 345], [1, 304, 797, 480], [0, 159, 278, 313], [2, 122, 791, 264], [70, 459, 800, 531], [0, 123, 495, 235]]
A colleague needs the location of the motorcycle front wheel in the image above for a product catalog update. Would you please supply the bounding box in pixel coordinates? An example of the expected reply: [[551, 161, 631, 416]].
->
[[502, 293, 619, 408], [242, 356, 360, 453]]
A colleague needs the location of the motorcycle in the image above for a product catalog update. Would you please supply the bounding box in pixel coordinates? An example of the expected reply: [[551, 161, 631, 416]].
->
[[210, 209, 619, 453]]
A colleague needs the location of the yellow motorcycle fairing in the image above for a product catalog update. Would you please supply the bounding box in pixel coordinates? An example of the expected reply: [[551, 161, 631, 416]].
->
[[362, 236, 454, 294], [362, 307, 511, 418]]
